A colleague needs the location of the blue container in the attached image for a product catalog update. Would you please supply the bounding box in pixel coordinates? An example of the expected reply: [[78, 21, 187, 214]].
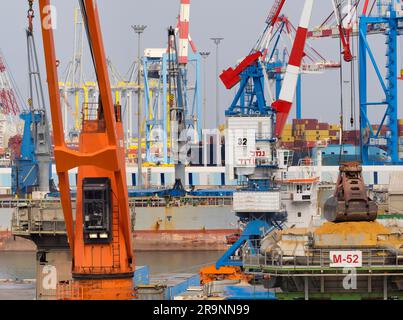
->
[[151, 273, 201, 300], [166, 274, 200, 300], [224, 285, 276, 300], [133, 266, 150, 286]]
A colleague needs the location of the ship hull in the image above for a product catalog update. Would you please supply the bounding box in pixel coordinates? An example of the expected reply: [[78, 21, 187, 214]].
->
[[0, 229, 238, 252], [133, 229, 238, 251], [1, 204, 239, 251]]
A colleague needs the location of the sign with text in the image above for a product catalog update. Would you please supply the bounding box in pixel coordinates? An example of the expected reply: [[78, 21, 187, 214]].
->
[[329, 251, 362, 268]]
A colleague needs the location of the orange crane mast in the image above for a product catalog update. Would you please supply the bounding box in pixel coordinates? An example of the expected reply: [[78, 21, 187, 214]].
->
[[38, 0, 134, 300]]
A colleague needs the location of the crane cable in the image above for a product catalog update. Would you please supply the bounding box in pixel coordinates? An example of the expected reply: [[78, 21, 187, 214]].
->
[[350, 8, 360, 162], [338, 39, 345, 164], [78, 1, 98, 97], [27, 0, 35, 111]]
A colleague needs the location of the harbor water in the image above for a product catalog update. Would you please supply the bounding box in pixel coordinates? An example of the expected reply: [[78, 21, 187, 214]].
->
[[0, 251, 223, 280]]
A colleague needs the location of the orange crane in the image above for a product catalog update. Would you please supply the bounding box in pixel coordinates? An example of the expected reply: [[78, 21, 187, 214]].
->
[[38, 0, 134, 300]]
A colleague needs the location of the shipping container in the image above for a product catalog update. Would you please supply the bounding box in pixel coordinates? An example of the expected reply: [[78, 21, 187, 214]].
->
[[233, 191, 281, 212], [137, 273, 200, 300], [318, 123, 330, 130], [223, 285, 276, 300], [305, 123, 318, 130], [304, 130, 330, 136], [133, 266, 150, 286], [281, 137, 295, 142]]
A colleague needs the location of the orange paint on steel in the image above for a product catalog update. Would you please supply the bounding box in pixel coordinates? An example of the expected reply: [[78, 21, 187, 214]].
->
[[200, 265, 249, 285], [39, 0, 134, 299], [39, 0, 75, 251]]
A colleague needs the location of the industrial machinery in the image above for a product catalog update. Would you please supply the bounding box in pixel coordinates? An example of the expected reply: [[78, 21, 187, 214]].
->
[[38, 0, 134, 299], [11, 8, 53, 198], [359, 1, 403, 164], [143, 0, 201, 164], [201, 0, 314, 283], [168, 26, 187, 187], [324, 161, 378, 222], [130, 24, 192, 196], [307, 1, 403, 164], [252, 8, 340, 119], [332, 0, 354, 62]]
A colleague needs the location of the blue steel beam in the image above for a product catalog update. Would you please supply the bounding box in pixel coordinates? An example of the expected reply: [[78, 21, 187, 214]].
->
[[143, 52, 201, 164], [359, 5, 402, 164]]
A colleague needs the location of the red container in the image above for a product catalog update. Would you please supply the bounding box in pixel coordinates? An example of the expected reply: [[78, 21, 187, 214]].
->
[[329, 130, 339, 136], [318, 123, 329, 130], [280, 142, 295, 149], [305, 123, 318, 130]]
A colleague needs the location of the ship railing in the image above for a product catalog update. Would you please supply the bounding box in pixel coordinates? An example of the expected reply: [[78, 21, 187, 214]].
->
[[132, 196, 232, 208], [11, 202, 68, 235], [297, 158, 318, 167], [243, 242, 402, 273], [0, 198, 63, 209]]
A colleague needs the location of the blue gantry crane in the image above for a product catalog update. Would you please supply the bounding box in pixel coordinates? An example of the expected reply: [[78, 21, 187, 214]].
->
[[359, 0, 403, 164]]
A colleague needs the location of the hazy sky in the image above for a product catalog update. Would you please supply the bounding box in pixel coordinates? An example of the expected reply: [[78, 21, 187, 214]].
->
[[0, 1, 401, 131]]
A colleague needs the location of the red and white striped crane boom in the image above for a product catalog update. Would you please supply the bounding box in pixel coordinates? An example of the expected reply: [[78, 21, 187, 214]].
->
[[272, 0, 315, 136], [255, 0, 286, 53], [332, 0, 353, 62], [221, 0, 287, 90], [178, 0, 192, 64]]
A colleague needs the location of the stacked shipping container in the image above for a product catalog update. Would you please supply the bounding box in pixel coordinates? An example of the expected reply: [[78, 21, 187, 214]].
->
[[279, 119, 403, 155], [280, 119, 341, 150]]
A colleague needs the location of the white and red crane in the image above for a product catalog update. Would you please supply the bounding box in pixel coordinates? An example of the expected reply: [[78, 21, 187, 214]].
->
[[271, 0, 315, 136]]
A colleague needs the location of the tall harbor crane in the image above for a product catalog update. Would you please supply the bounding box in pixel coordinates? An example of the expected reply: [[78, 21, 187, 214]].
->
[[11, 3, 53, 197], [38, 0, 134, 299], [168, 26, 187, 189], [143, 0, 201, 164], [308, 0, 403, 164], [201, 0, 315, 282]]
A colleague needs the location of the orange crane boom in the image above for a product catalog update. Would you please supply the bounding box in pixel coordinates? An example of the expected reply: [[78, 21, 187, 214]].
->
[[39, 0, 134, 300]]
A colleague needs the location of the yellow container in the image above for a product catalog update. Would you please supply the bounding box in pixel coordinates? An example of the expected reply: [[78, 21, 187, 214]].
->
[[281, 129, 292, 135], [329, 124, 341, 130], [305, 130, 329, 135]]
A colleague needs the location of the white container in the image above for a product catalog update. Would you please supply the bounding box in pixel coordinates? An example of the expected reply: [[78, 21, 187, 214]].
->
[[32, 191, 48, 200], [233, 191, 281, 212], [226, 117, 275, 175], [144, 48, 168, 58]]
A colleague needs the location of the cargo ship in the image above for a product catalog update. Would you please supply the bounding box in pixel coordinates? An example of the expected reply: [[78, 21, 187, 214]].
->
[[2, 115, 403, 252], [4, 156, 323, 251], [2, 155, 403, 251]]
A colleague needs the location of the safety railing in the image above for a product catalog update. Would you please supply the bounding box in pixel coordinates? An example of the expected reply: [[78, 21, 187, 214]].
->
[[11, 201, 68, 235], [57, 281, 84, 300], [243, 243, 402, 272], [81, 102, 106, 133], [10, 195, 233, 236], [131, 196, 233, 208]]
